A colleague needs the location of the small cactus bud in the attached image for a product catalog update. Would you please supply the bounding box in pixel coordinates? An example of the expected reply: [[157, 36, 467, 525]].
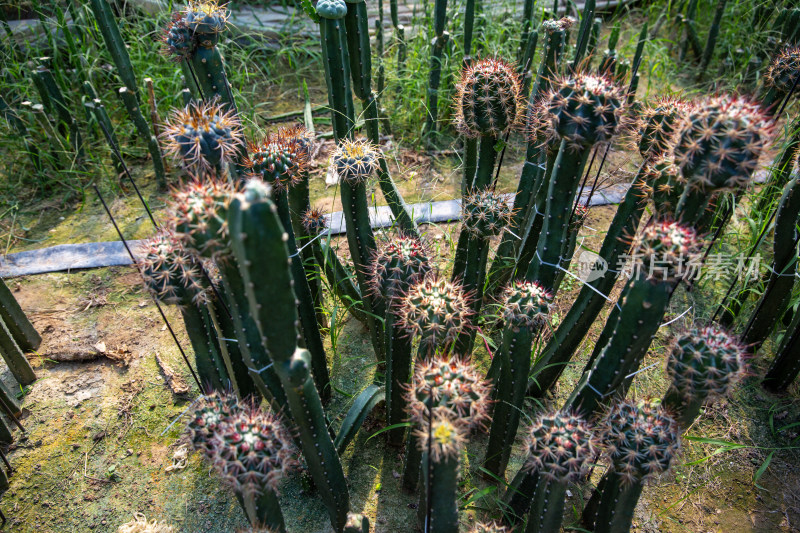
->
[[160, 13, 195, 62], [331, 139, 380, 184], [301, 207, 328, 236], [533, 72, 627, 150], [630, 220, 703, 282], [600, 399, 680, 485], [244, 128, 309, 191], [541, 17, 576, 34], [138, 229, 205, 304], [499, 280, 552, 329], [183, 0, 228, 36], [404, 356, 491, 430], [525, 410, 597, 482], [315, 0, 348, 19], [368, 236, 430, 301], [169, 178, 238, 259], [162, 99, 243, 170], [412, 413, 466, 463], [667, 325, 748, 403], [187, 393, 296, 495], [674, 95, 773, 192], [462, 190, 513, 238], [764, 46, 800, 101], [396, 276, 474, 353], [454, 58, 523, 138], [638, 97, 691, 159]]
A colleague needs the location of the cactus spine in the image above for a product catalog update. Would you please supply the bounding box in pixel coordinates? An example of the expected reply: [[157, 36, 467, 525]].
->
[[229, 180, 350, 532], [484, 281, 551, 477]]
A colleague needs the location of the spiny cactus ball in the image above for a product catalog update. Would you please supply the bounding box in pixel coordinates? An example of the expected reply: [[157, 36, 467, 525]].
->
[[245, 130, 308, 191], [315, 0, 348, 19], [534, 73, 627, 150], [405, 356, 491, 430], [332, 139, 380, 184], [643, 156, 683, 203], [764, 46, 800, 100], [170, 179, 237, 259], [412, 413, 466, 463], [162, 100, 243, 170], [369, 236, 430, 300], [282, 124, 316, 156], [638, 97, 691, 159], [667, 325, 748, 402], [187, 392, 239, 457], [301, 207, 328, 236], [500, 280, 552, 329], [631, 220, 703, 282], [396, 276, 473, 353], [161, 13, 195, 62], [674, 95, 773, 192], [184, 0, 228, 37], [138, 230, 204, 304], [600, 400, 680, 485], [467, 522, 508, 533], [524, 410, 597, 482], [455, 58, 523, 138], [462, 190, 513, 238]]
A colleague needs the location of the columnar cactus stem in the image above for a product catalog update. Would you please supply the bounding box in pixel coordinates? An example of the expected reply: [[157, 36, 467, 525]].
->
[[523, 411, 597, 533], [526, 163, 649, 399], [484, 281, 551, 478], [229, 180, 350, 532], [589, 400, 680, 533], [318, 0, 356, 140], [0, 278, 40, 354], [763, 302, 800, 392], [567, 222, 703, 418], [417, 415, 462, 533], [662, 325, 747, 427], [423, 0, 450, 137]]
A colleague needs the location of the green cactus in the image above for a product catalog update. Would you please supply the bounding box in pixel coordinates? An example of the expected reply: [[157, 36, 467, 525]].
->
[[572, 0, 596, 68], [318, 0, 356, 140], [673, 95, 773, 225], [423, 0, 451, 137], [526, 72, 626, 291], [187, 392, 294, 531], [396, 275, 474, 360], [523, 411, 597, 533], [452, 190, 513, 355], [647, 156, 685, 218], [588, 400, 680, 533], [741, 173, 800, 352], [526, 162, 650, 400], [416, 414, 462, 533], [638, 97, 690, 160], [483, 281, 551, 478], [761, 46, 800, 113], [370, 236, 430, 445], [332, 139, 385, 361], [228, 179, 350, 532], [698, 0, 729, 77], [402, 356, 491, 492], [33, 67, 84, 160], [763, 299, 800, 392], [663, 325, 748, 427], [566, 221, 703, 417]]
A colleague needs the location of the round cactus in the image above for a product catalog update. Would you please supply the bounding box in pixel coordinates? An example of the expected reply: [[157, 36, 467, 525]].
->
[[412, 413, 466, 462], [499, 280, 552, 329], [162, 100, 244, 170], [316, 0, 348, 19], [673, 95, 773, 193], [462, 190, 513, 238], [396, 276, 473, 352], [524, 410, 597, 482], [630, 220, 703, 282], [454, 58, 523, 138], [138, 229, 205, 304], [638, 97, 691, 159], [282, 124, 316, 157], [404, 356, 491, 430], [369, 236, 430, 300], [667, 325, 748, 403], [600, 399, 680, 485], [169, 179, 237, 259], [533, 72, 627, 150], [183, 0, 228, 36], [764, 46, 800, 101], [187, 392, 239, 457], [301, 207, 328, 236], [245, 130, 308, 191], [161, 13, 195, 62], [331, 139, 380, 184], [643, 156, 684, 214]]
